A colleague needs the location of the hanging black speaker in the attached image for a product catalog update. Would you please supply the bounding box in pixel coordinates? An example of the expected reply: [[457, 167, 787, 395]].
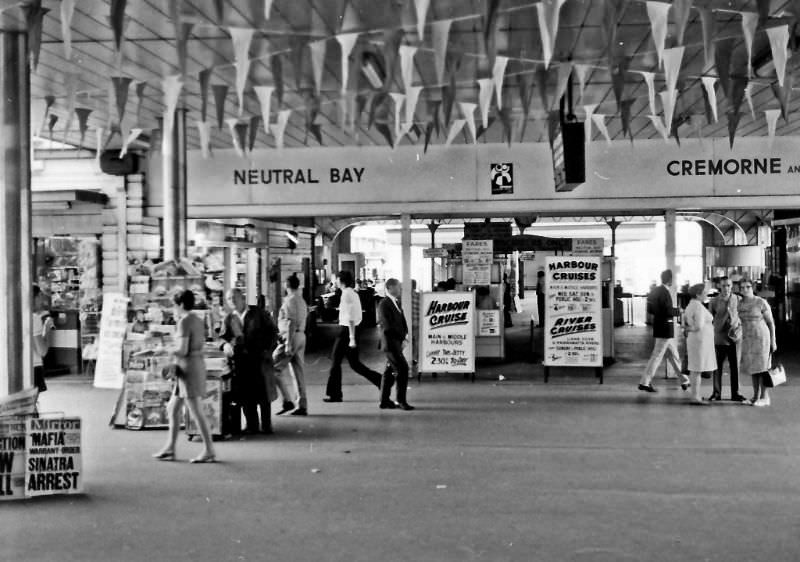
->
[[99, 150, 139, 176]]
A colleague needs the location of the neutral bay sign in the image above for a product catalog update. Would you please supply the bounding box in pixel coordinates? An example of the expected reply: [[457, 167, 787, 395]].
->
[[147, 137, 800, 215]]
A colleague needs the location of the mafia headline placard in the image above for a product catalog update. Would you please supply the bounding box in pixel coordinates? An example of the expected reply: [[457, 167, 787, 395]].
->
[[25, 417, 83, 497], [543, 257, 603, 367], [419, 292, 475, 373]]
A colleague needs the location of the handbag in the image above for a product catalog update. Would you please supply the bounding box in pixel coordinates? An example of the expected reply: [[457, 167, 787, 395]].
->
[[764, 361, 786, 388], [272, 341, 292, 372]]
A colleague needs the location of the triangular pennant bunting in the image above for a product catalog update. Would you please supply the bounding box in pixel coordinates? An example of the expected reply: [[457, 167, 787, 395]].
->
[[270, 109, 292, 149], [199, 68, 212, 124], [764, 109, 781, 147], [459, 102, 477, 144], [574, 64, 591, 102], [701, 76, 718, 123], [699, 9, 716, 72], [111, 76, 132, 124], [226, 118, 244, 158], [537, 0, 567, 69], [444, 119, 466, 146], [478, 78, 494, 129], [22, 1, 49, 72], [61, 0, 75, 61], [212, 84, 229, 130], [162, 75, 183, 137], [119, 127, 142, 158], [740, 12, 758, 78], [399, 45, 418, 92], [646, 1, 671, 68], [492, 56, 509, 109], [254, 86, 274, 134], [196, 120, 212, 159], [309, 40, 327, 95], [727, 111, 742, 148], [414, 0, 430, 40], [648, 114, 669, 141], [635, 71, 657, 115], [672, 0, 693, 46], [431, 19, 452, 86], [337, 33, 359, 94], [767, 25, 790, 87], [591, 113, 612, 144], [583, 103, 598, 142]]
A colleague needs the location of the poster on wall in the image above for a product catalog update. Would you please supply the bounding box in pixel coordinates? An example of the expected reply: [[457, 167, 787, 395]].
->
[[477, 310, 500, 336], [24, 417, 82, 497], [419, 292, 475, 373], [93, 293, 129, 389], [543, 256, 603, 367], [186, 378, 222, 436], [462, 239, 493, 285], [0, 416, 28, 500]]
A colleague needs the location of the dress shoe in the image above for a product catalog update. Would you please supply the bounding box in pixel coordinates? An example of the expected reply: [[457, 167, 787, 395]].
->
[[379, 401, 397, 409], [275, 401, 295, 415], [706, 392, 722, 402], [290, 407, 307, 416], [689, 398, 710, 406], [638, 384, 657, 393], [323, 396, 343, 403], [731, 394, 748, 403], [189, 453, 216, 464], [752, 399, 767, 407], [152, 450, 175, 461], [397, 402, 415, 411]]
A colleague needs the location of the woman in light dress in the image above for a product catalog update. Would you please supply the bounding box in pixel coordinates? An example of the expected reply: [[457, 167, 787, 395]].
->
[[737, 280, 777, 407], [153, 290, 217, 463], [682, 283, 717, 405]]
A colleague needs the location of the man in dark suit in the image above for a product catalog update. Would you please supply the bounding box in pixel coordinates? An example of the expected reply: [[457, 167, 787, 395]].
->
[[377, 278, 414, 410], [221, 288, 278, 433], [638, 269, 689, 393]]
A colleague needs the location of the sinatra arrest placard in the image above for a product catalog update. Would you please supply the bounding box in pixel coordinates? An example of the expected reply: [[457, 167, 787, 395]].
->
[[544, 257, 603, 367], [419, 292, 475, 373], [25, 417, 83, 497]]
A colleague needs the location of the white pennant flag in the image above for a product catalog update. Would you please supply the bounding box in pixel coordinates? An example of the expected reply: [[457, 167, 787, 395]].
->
[[478, 78, 494, 129], [444, 119, 466, 146], [309, 40, 327, 94], [646, 1, 671, 68], [635, 71, 657, 115], [554, 62, 573, 105], [431, 19, 452, 86], [583, 103, 598, 142], [230, 27, 254, 115], [196, 120, 212, 159], [162, 74, 183, 136], [119, 127, 143, 158], [95, 127, 104, 171], [459, 102, 477, 144], [336, 33, 359, 94], [264, 0, 273, 20], [648, 114, 669, 141], [492, 56, 509, 109], [764, 109, 781, 148], [61, 0, 75, 60], [701, 76, 718, 123], [536, 0, 567, 69], [414, 0, 430, 40], [405, 86, 423, 128], [744, 83, 756, 120], [591, 114, 612, 145], [663, 46, 684, 94], [269, 109, 291, 149], [767, 25, 790, 87], [740, 12, 758, 77], [226, 118, 244, 158], [390, 92, 405, 139], [659, 90, 675, 137], [253, 86, 274, 134], [395, 122, 413, 149], [574, 64, 591, 101], [399, 45, 418, 92]]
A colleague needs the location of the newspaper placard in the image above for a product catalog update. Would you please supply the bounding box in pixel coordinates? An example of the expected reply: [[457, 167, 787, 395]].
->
[[94, 293, 129, 389], [0, 387, 38, 417], [24, 417, 83, 497], [420, 292, 475, 373], [0, 417, 28, 500], [477, 310, 500, 336], [544, 256, 603, 367], [186, 378, 222, 436], [462, 239, 493, 285]]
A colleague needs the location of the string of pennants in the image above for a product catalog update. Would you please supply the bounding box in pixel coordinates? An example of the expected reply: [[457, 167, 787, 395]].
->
[[22, 0, 800, 159]]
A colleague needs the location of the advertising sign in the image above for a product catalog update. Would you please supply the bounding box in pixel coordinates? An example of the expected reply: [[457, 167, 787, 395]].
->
[[94, 293, 129, 389], [186, 378, 222, 436], [490, 163, 514, 194], [24, 417, 82, 497], [544, 257, 603, 367], [0, 417, 27, 500], [423, 247, 449, 259], [462, 239, 493, 285], [570, 238, 604, 256], [420, 292, 475, 373], [477, 310, 501, 336]]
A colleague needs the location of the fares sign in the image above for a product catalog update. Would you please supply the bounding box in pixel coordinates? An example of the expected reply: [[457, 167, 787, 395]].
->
[[420, 292, 475, 373], [544, 257, 603, 367], [462, 240, 493, 285]]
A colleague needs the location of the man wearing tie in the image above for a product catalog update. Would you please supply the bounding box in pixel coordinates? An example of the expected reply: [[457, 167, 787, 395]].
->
[[377, 278, 414, 410]]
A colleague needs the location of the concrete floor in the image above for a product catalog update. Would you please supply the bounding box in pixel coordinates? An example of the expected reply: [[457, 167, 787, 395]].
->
[[5, 320, 800, 561]]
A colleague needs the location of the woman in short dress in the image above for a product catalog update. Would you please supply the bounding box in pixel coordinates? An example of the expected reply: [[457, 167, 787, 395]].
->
[[153, 290, 216, 462], [682, 283, 717, 405], [738, 280, 777, 407]]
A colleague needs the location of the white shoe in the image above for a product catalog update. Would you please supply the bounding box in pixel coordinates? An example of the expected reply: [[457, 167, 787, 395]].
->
[[761, 396, 771, 407], [752, 399, 766, 407]]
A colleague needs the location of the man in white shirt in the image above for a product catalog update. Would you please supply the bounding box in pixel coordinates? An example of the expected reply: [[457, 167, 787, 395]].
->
[[323, 270, 383, 402], [32, 285, 55, 393]]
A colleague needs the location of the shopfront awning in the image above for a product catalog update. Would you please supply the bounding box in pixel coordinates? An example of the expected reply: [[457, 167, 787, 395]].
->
[[32, 189, 109, 236]]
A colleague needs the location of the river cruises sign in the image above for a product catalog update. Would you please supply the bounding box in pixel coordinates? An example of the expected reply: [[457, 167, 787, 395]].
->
[[543, 257, 603, 367], [419, 292, 475, 374]]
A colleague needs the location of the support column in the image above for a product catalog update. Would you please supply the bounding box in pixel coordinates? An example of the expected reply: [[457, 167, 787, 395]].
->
[[162, 107, 187, 261], [606, 218, 620, 359], [401, 214, 413, 362], [0, 32, 30, 396], [665, 210, 677, 302], [427, 220, 439, 290]]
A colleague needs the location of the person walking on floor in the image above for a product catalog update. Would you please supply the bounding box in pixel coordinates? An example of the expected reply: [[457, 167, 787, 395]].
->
[[708, 276, 746, 402], [377, 278, 414, 411], [275, 273, 308, 416], [31, 285, 55, 394], [536, 271, 546, 327], [737, 280, 778, 407], [153, 290, 216, 463], [221, 288, 278, 433], [324, 270, 383, 402], [639, 269, 690, 393], [682, 283, 717, 406]]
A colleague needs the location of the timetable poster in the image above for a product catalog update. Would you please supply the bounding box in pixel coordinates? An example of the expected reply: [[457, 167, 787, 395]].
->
[[543, 257, 603, 367]]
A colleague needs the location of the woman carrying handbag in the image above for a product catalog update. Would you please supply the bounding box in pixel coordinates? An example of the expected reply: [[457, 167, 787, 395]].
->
[[737, 280, 778, 407]]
